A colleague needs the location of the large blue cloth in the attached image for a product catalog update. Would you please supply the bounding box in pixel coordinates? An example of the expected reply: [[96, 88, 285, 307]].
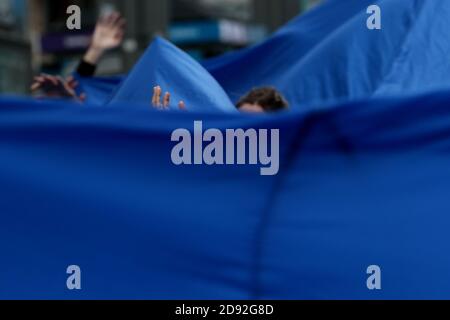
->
[[2, 91, 450, 299], [205, 0, 450, 107], [2, 0, 450, 299]]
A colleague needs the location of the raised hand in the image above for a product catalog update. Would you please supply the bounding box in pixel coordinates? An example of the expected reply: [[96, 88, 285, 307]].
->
[[31, 74, 86, 101], [84, 12, 126, 65], [92, 12, 126, 51], [152, 86, 186, 111]]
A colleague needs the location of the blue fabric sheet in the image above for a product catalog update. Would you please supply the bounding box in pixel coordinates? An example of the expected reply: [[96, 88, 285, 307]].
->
[[2, 0, 450, 299], [72, 75, 123, 106], [204, 0, 450, 108], [2, 91, 450, 299]]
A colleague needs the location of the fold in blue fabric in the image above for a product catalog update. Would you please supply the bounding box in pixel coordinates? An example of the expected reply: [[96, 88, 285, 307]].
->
[[2, 0, 450, 299]]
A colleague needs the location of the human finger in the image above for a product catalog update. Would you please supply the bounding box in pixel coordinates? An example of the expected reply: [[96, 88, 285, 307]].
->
[[155, 86, 162, 107], [43, 75, 58, 86], [152, 86, 158, 107], [163, 92, 170, 108], [30, 81, 42, 92]]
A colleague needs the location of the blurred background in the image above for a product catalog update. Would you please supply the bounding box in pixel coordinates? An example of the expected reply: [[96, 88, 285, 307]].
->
[[0, 0, 322, 95]]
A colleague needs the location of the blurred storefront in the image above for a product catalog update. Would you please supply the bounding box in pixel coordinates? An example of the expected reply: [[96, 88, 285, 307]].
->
[[169, 0, 265, 59], [0, 0, 322, 94], [0, 0, 31, 94], [36, 0, 322, 75]]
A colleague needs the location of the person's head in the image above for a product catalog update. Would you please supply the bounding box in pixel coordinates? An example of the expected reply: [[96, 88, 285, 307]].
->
[[237, 87, 289, 113]]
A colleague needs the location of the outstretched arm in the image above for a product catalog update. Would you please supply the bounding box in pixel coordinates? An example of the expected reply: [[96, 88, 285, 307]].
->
[[77, 12, 126, 77]]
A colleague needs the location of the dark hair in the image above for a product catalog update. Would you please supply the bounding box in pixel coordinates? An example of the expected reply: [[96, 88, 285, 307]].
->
[[236, 87, 289, 112]]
